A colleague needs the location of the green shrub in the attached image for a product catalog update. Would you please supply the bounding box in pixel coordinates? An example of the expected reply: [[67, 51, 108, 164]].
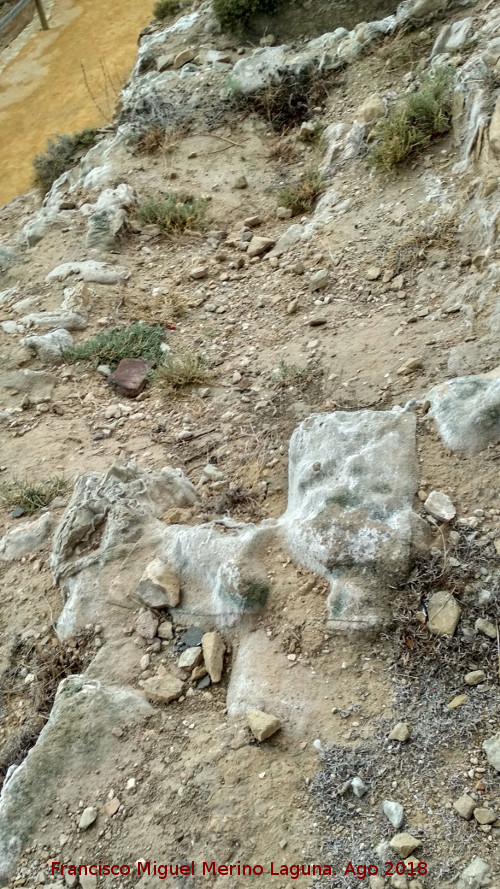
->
[[213, 0, 281, 33], [153, 352, 209, 393], [153, 0, 180, 17], [32, 128, 99, 195], [64, 322, 165, 369], [277, 168, 323, 216], [368, 65, 454, 171], [137, 194, 207, 234], [0, 476, 69, 514]]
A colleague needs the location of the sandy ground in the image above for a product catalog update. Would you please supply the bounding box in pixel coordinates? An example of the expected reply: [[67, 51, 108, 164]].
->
[[0, 0, 151, 205]]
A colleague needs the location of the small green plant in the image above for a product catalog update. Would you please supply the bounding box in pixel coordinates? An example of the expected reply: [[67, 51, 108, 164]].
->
[[64, 322, 165, 369], [213, 0, 281, 33], [32, 129, 99, 195], [153, 0, 180, 18], [0, 476, 69, 514], [272, 359, 318, 387], [277, 168, 323, 216], [153, 352, 209, 393], [368, 64, 455, 171], [137, 195, 207, 234]]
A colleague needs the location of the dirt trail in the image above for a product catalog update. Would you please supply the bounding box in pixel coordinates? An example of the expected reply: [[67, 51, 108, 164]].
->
[[0, 0, 150, 205]]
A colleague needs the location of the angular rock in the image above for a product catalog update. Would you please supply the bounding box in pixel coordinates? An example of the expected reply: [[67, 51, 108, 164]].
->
[[389, 833, 421, 858], [483, 732, 500, 771], [143, 667, 184, 704], [157, 620, 173, 640], [473, 807, 496, 825], [246, 708, 281, 741], [137, 558, 180, 608], [382, 800, 404, 829], [309, 269, 329, 292], [103, 796, 120, 817], [454, 794, 475, 820], [431, 18, 472, 58], [464, 670, 485, 686], [173, 48, 195, 68], [424, 490, 456, 522], [178, 646, 203, 670], [447, 694, 468, 710], [20, 329, 74, 366], [457, 857, 490, 889], [78, 806, 97, 830], [201, 630, 225, 683], [0, 513, 53, 562], [108, 358, 154, 398], [366, 266, 381, 280], [135, 611, 159, 640], [425, 376, 500, 453], [45, 261, 130, 284], [247, 236, 275, 258], [282, 408, 428, 631], [427, 590, 461, 636], [351, 776, 367, 797], [475, 617, 496, 639], [389, 722, 410, 742], [356, 94, 385, 124]]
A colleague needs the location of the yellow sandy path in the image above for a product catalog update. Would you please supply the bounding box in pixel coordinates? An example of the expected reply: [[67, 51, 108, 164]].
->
[[0, 0, 151, 205]]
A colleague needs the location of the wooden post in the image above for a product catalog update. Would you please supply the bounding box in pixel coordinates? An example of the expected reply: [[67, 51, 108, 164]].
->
[[34, 0, 49, 30]]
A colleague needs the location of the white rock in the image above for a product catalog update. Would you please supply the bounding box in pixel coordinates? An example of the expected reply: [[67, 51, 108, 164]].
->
[[78, 806, 97, 830], [382, 800, 404, 829], [424, 490, 456, 522]]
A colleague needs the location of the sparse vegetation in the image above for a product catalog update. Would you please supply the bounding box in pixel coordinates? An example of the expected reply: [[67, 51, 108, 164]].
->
[[153, 0, 180, 19], [135, 125, 166, 154], [32, 129, 99, 195], [231, 67, 330, 132], [277, 168, 323, 216], [0, 476, 69, 514], [153, 352, 209, 393], [213, 0, 281, 33], [137, 194, 207, 234], [368, 64, 455, 171], [64, 322, 166, 369]]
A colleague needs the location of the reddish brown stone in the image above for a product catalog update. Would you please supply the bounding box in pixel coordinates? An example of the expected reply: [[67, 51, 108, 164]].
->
[[108, 359, 154, 398]]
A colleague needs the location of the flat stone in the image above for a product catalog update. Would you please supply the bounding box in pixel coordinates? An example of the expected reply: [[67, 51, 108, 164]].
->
[[143, 667, 184, 704], [454, 794, 476, 820], [78, 806, 97, 829], [465, 670, 486, 686], [103, 796, 120, 817], [447, 694, 468, 710], [201, 630, 225, 683], [475, 617, 496, 639], [175, 626, 204, 652], [397, 357, 423, 375], [173, 48, 195, 68], [79, 876, 97, 889], [424, 490, 456, 522], [137, 558, 180, 609], [382, 800, 404, 829], [309, 269, 329, 292], [366, 266, 381, 281], [108, 359, 154, 398], [483, 732, 500, 771], [135, 611, 159, 640], [246, 708, 281, 741], [427, 590, 461, 636], [473, 807, 497, 825], [244, 215, 261, 227], [389, 833, 421, 858], [309, 316, 327, 327], [389, 722, 410, 742], [247, 236, 275, 258], [189, 266, 208, 280], [178, 646, 203, 670]]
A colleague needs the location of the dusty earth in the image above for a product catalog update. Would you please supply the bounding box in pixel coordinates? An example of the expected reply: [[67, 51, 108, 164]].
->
[[0, 0, 499, 887]]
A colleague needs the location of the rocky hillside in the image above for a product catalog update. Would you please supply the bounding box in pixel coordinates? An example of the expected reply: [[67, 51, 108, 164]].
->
[[0, 0, 499, 886]]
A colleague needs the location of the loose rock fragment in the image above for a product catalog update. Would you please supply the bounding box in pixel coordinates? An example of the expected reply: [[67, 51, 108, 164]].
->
[[473, 807, 496, 825], [246, 708, 281, 741], [247, 236, 275, 258], [382, 800, 404, 829], [78, 806, 97, 830], [475, 617, 496, 639], [483, 732, 500, 771], [137, 558, 180, 609], [143, 666, 184, 704], [389, 833, 421, 858], [202, 630, 226, 683], [464, 670, 485, 686], [389, 722, 410, 742], [456, 857, 490, 889], [424, 490, 456, 522], [427, 590, 461, 636], [454, 794, 476, 820], [108, 359, 154, 398]]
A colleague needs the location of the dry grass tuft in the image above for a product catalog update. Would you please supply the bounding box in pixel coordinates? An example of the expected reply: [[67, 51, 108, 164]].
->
[[153, 352, 209, 393], [0, 476, 69, 514]]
